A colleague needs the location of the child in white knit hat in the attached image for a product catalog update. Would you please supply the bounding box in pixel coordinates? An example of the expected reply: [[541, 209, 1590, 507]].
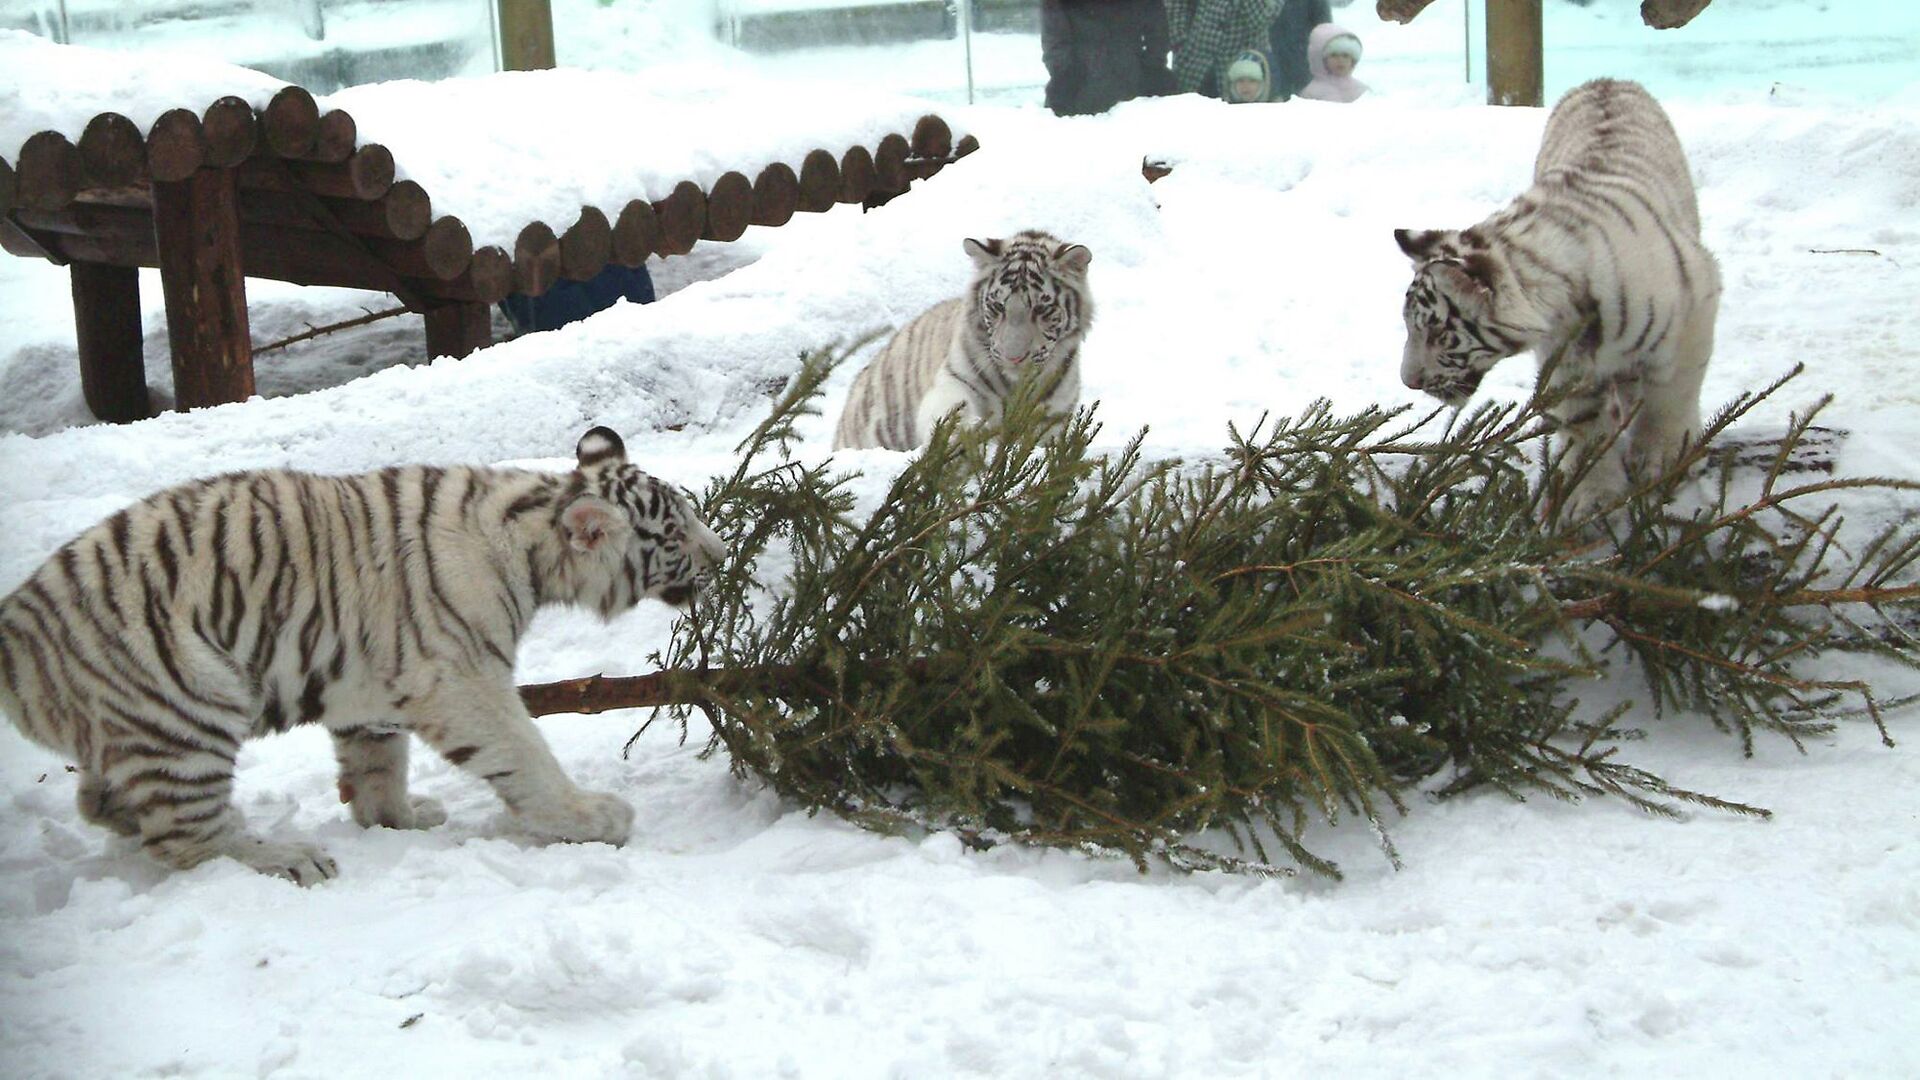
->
[[1297, 24, 1370, 103], [1222, 48, 1272, 104]]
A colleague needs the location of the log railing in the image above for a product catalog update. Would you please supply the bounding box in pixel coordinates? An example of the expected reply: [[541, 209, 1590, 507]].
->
[[0, 86, 977, 422]]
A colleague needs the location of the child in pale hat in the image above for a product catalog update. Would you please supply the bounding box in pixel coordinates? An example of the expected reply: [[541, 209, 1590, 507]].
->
[[1297, 24, 1369, 102], [1222, 48, 1272, 104]]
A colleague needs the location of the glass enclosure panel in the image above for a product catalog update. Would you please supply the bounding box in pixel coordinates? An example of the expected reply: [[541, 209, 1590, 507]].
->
[[553, 0, 1046, 105], [0, 0, 497, 92]]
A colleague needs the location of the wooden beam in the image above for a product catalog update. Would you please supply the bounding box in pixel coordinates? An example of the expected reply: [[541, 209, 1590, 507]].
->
[[1487, 0, 1543, 107], [69, 261, 154, 423], [424, 302, 492, 360], [497, 0, 556, 71], [151, 169, 254, 410]]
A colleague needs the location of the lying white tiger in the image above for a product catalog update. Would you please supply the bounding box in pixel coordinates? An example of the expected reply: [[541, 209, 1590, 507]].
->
[[1394, 78, 1721, 519], [834, 230, 1094, 450], [0, 428, 724, 884]]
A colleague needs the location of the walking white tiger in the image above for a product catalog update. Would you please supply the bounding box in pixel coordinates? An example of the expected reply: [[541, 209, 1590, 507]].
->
[[1393, 78, 1721, 519], [0, 428, 725, 884], [834, 230, 1094, 450]]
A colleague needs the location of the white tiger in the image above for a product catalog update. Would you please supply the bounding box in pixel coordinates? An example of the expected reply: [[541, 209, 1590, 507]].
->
[[1394, 78, 1721, 519], [0, 428, 724, 884], [834, 230, 1094, 450]]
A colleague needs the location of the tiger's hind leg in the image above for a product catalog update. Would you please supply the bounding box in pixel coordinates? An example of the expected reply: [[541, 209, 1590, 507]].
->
[[330, 725, 447, 830], [76, 771, 139, 837], [106, 709, 339, 885], [1627, 296, 1717, 482]]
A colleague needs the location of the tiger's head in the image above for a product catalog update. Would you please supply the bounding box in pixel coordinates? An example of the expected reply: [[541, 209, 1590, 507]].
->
[[558, 427, 726, 614], [964, 231, 1094, 371], [1394, 228, 1517, 407]]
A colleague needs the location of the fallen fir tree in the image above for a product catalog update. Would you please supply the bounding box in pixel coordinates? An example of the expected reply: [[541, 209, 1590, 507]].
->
[[520, 347, 1920, 876]]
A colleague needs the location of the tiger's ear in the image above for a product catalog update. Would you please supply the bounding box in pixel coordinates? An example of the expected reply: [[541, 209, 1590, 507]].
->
[[560, 497, 625, 553], [1394, 228, 1448, 261], [963, 237, 1002, 266], [1053, 243, 1092, 276], [576, 427, 627, 469]]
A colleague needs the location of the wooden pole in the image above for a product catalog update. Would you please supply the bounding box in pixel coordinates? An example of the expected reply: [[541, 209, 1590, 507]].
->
[[497, 0, 557, 71], [151, 169, 254, 410], [424, 302, 492, 360], [1486, 0, 1543, 107], [69, 261, 154, 423]]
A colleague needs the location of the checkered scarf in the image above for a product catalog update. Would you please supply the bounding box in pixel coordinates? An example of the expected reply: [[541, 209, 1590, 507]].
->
[[1164, 0, 1285, 95]]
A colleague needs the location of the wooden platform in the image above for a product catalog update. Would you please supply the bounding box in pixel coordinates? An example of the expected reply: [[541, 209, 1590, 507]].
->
[[0, 86, 977, 422]]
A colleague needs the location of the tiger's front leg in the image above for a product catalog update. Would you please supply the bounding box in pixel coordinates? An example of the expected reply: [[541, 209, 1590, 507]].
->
[[404, 675, 634, 846], [330, 726, 447, 830]]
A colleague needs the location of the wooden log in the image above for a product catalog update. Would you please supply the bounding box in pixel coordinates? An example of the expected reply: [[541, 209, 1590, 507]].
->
[[305, 109, 357, 164], [612, 198, 659, 266], [798, 148, 840, 212], [1376, 0, 1441, 22], [513, 220, 562, 296], [498, 0, 557, 71], [69, 261, 153, 423], [294, 143, 394, 200], [145, 109, 207, 183], [750, 162, 799, 228], [910, 114, 953, 160], [955, 134, 980, 159], [78, 113, 147, 189], [262, 85, 320, 158], [837, 145, 876, 204], [424, 302, 492, 360], [201, 96, 259, 168], [234, 185, 428, 242], [653, 180, 705, 257], [873, 133, 910, 193], [1642, 0, 1712, 28], [331, 179, 431, 240], [0, 155, 14, 211], [701, 170, 753, 243], [367, 214, 473, 281], [459, 244, 514, 304], [151, 169, 253, 410], [16, 131, 82, 212], [559, 205, 612, 282]]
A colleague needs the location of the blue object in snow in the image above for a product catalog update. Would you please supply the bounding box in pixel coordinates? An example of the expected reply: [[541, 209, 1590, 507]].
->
[[499, 263, 656, 335]]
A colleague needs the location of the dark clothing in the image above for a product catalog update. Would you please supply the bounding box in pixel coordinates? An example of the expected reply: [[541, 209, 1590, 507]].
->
[[1268, 0, 1332, 100], [499, 263, 655, 336], [1041, 0, 1175, 116]]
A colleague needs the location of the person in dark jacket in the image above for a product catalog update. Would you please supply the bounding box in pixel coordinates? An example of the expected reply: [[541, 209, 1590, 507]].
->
[[1041, 0, 1175, 116], [1268, 0, 1332, 100]]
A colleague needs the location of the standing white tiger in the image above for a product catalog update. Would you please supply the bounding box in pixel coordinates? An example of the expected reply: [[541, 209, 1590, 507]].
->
[[0, 428, 725, 884], [1394, 78, 1720, 518], [834, 230, 1094, 450]]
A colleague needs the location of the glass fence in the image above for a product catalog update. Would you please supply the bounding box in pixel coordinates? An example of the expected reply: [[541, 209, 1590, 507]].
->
[[1, 0, 1913, 104]]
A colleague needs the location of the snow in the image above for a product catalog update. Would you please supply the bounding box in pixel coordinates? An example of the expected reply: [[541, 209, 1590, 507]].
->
[[3, 1, 1920, 1076]]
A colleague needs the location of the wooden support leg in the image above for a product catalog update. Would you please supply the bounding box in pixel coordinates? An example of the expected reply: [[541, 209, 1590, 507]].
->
[[424, 302, 492, 360], [152, 168, 254, 410], [69, 261, 155, 423], [1487, 0, 1544, 107]]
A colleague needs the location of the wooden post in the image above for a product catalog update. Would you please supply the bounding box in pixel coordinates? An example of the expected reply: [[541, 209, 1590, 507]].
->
[[424, 303, 491, 360], [497, 0, 556, 71], [152, 169, 254, 410], [1486, 0, 1543, 107], [69, 261, 154, 423]]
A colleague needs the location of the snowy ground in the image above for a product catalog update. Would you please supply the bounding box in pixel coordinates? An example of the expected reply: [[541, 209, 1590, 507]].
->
[[3, 3, 1920, 1077]]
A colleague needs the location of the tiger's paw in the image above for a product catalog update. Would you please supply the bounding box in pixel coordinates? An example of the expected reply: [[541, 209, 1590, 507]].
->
[[526, 790, 634, 847], [232, 838, 340, 886]]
